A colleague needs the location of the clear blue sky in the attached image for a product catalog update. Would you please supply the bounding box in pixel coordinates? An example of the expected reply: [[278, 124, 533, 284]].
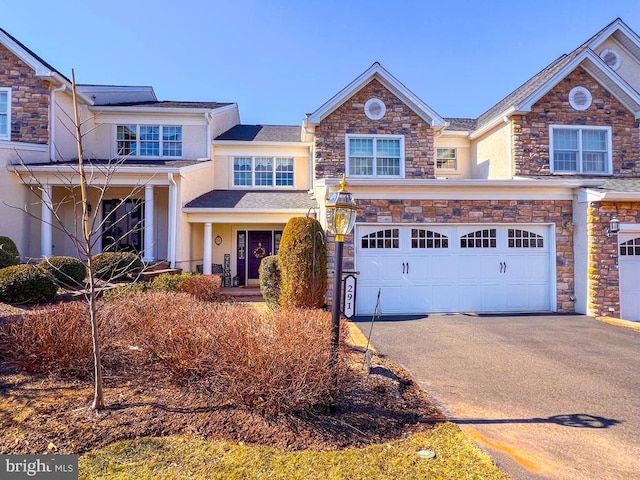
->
[[4, 0, 640, 125]]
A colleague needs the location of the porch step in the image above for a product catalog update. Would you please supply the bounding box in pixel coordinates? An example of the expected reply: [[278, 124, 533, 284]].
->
[[221, 287, 265, 303]]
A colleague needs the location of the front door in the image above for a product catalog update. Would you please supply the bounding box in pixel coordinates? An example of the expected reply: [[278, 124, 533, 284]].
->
[[102, 199, 143, 253], [247, 231, 273, 283]]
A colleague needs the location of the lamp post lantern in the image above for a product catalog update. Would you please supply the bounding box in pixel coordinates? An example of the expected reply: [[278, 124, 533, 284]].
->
[[325, 175, 357, 403]]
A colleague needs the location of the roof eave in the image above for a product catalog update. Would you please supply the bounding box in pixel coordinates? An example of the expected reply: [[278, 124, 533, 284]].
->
[[212, 140, 312, 147]]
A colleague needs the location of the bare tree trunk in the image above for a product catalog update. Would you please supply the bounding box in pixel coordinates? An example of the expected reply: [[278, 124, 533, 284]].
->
[[72, 70, 104, 410]]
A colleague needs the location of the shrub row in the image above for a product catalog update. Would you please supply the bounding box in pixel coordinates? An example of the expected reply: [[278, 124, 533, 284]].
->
[[0, 292, 347, 415], [101, 273, 219, 303], [0, 236, 20, 269]]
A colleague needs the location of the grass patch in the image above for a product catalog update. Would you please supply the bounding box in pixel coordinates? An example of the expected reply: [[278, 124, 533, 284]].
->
[[79, 423, 508, 479]]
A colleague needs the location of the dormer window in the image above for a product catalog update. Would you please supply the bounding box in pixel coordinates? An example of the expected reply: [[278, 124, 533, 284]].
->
[[0, 88, 10, 141], [116, 125, 182, 158]]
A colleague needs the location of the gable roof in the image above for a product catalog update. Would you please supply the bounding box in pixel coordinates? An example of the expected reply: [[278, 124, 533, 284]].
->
[[306, 62, 446, 128], [0, 27, 64, 79], [215, 124, 303, 143], [473, 18, 640, 137]]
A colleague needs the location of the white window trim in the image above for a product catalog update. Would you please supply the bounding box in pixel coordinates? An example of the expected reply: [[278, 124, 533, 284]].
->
[[232, 156, 295, 188], [549, 125, 613, 175], [114, 124, 183, 159], [345, 134, 405, 178], [0, 87, 11, 141], [436, 147, 458, 171]]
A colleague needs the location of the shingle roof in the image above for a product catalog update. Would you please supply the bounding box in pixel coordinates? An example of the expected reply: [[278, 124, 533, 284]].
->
[[599, 179, 640, 192], [22, 158, 204, 168], [444, 118, 477, 131], [185, 190, 318, 210], [215, 125, 303, 142], [94, 100, 232, 109]]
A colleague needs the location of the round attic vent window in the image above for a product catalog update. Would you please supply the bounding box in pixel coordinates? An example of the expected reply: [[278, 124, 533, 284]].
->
[[600, 48, 621, 70], [569, 86, 592, 111], [364, 98, 386, 120]]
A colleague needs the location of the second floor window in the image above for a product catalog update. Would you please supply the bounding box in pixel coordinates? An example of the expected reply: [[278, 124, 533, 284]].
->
[[550, 126, 612, 174], [346, 134, 404, 177], [436, 148, 457, 170], [116, 125, 182, 158], [0, 88, 10, 140], [233, 157, 294, 187]]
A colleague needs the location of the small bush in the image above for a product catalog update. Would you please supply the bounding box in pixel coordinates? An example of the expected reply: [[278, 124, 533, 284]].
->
[[177, 274, 221, 302], [91, 252, 143, 281], [0, 300, 123, 376], [0, 264, 58, 305], [0, 236, 20, 269], [39, 256, 87, 288], [278, 217, 327, 309], [259, 255, 281, 309], [150, 272, 193, 292], [101, 282, 149, 300]]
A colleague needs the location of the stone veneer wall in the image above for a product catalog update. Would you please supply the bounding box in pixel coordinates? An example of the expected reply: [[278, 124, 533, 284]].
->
[[326, 198, 575, 312], [0, 44, 50, 144], [513, 67, 640, 177], [587, 201, 640, 318], [314, 79, 435, 179]]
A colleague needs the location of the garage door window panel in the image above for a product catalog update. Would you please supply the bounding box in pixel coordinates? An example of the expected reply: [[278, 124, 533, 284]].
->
[[361, 229, 399, 249], [460, 229, 496, 248], [508, 229, 544, 248], [620, 237, 640, 256], [411, 229, 448, 249]]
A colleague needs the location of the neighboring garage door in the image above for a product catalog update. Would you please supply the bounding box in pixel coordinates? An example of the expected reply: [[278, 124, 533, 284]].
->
[[355, 224, 552, 315], [619, 233, 640, 321]]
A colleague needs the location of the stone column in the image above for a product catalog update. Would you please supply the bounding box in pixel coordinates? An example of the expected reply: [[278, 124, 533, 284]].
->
[[203, 223, 212, 275], [143, 184, 155, 262], [40, 185, 53, 258]]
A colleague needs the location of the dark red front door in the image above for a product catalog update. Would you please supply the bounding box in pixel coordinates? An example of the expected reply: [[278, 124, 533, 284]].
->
[[248, 231, 272, 281]]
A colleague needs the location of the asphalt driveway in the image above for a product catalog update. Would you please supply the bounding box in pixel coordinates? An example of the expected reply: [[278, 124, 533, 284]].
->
[[353, 314, 640, 480]]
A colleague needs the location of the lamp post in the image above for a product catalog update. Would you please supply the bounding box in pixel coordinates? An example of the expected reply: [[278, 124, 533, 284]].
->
[[325, 175, 357, 404]]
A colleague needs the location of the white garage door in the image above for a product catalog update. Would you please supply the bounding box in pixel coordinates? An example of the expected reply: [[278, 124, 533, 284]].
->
[[355, 224, 553, 315], [619, 233, 640, 322]]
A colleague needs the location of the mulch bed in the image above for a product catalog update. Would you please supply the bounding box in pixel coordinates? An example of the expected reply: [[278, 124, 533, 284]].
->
[[0, 344, 445, 455]]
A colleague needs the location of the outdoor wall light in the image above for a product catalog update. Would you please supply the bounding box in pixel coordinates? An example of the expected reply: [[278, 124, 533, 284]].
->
[[325, 175, 357, 408], [606, 216, 620, 237]]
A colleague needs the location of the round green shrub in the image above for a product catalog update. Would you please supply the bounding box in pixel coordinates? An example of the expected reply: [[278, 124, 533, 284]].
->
[[259, 255, 281, 310], [278, 217, 327, 309], [39, 256, 87, 288], [149, 272, 193, 292], [0, 264, 58, 305], [91, 252, 143, 281], [101, 282, 149, 300], [0, 236, 20, 269]]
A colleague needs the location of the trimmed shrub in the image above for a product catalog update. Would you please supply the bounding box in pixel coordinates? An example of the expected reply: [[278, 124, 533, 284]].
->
[[39, 256, 87, 288], [101, 281, 149, 300], [91, 252, 143, 281], [278, 217, 327, 309], [0, 264, 58, 305], [0, 236, 20, 269], [177, 274, 222, 302], [149, 272, 193, 292], [259, 255, 281, 309]]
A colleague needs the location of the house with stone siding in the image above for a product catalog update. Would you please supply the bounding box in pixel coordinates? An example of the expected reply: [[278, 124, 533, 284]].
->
[[1, 18, 640, 321]]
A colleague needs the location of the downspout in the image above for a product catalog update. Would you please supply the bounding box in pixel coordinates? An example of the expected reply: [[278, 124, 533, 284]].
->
[[168, 173, 178, 268], [50, 84, 67, 161], [204, 112, 213, 160]]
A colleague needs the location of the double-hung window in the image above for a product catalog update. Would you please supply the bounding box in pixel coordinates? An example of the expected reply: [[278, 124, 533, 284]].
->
[[436, 148, 457, 170], [233, 157, 294, 187], [0, 88, 11, 141], [116, 125, 182, 158], [550, 125, 612, 174], [346, 134, 404, 177]]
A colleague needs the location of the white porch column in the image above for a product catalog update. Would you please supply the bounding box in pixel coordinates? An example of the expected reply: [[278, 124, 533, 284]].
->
[[40, 185, 53, 258], [167, 174, 177, 268], [143, 184, 155, 262], [203, 222, 212, 275]]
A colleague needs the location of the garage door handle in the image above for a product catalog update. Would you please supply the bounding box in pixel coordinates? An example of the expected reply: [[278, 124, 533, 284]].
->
[[402, 262, 406, 274], [407, 262, 409, 274], [503, 262, 507, 273], [499, 261, 504, 273]]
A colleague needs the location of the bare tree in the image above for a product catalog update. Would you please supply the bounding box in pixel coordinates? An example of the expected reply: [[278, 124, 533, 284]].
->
[[8, 70, 151, 410]]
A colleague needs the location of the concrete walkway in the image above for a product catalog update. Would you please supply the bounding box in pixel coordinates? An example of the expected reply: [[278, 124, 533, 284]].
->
[[352, 314, 640, 480]]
